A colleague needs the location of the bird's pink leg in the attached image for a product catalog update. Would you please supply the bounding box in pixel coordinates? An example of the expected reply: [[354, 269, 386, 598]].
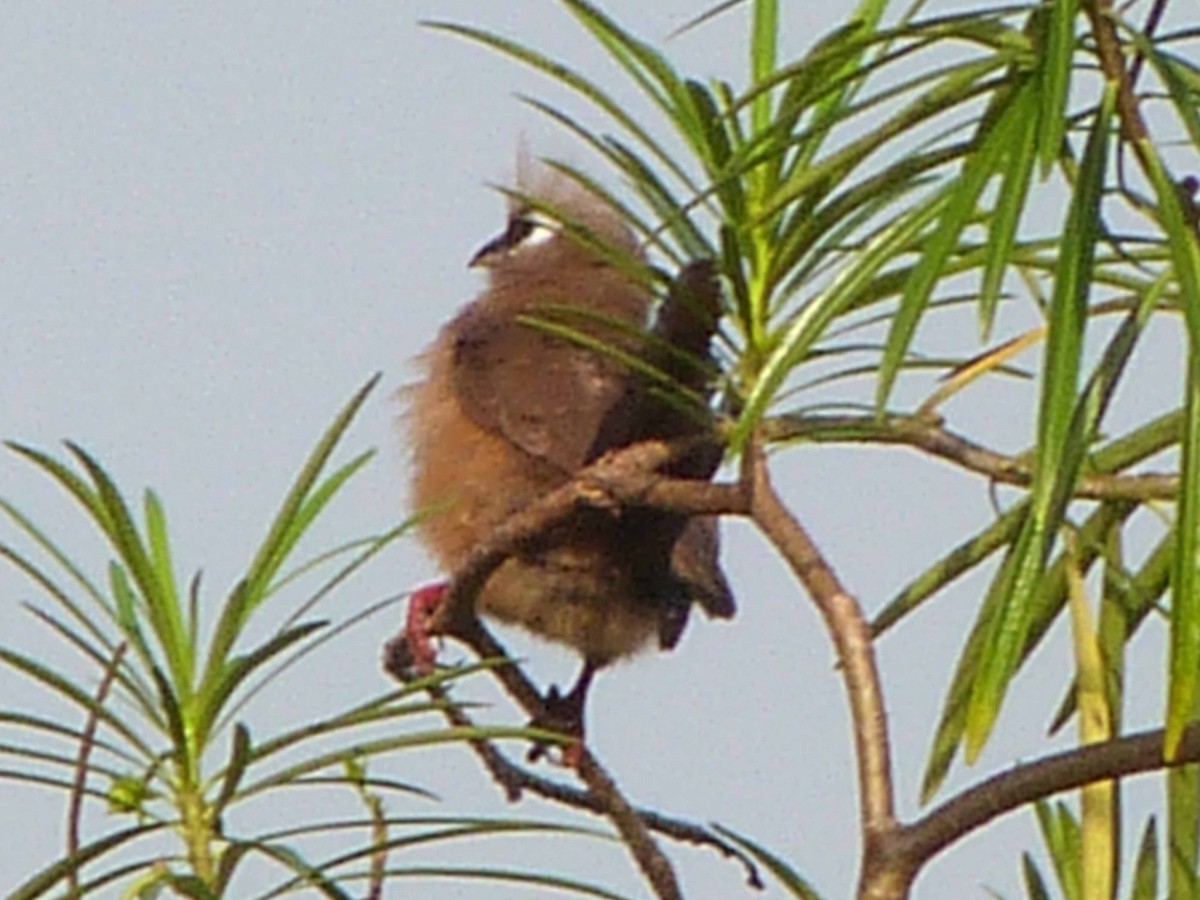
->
[[404, 582, 448, 673]]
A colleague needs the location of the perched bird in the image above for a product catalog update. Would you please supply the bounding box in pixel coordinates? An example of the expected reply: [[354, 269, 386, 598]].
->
[[402, 166, 733, 744]]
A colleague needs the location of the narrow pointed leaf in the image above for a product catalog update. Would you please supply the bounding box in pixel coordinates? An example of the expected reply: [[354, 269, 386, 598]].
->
[[1034, 0, 1078, 174], [214, 722, 253, 814], [8, 823, 162, 900], [963, 85, 1114, 761], [1021, 853, 1053, 900], [877, 77, 1028, 407], [1141, 143, 1200, 756], [979, 79, 1038, 336], [1130, 816, 1159, 900]]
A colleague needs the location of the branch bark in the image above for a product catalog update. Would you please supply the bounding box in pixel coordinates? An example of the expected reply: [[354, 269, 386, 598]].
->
[[382, 652, 764, 891], [898, 723, 1200, 870], [393, 427, 1191, 898], [765, 412, 1177, 501], [742, 440, 903, 897], [389, 436, 753, 900]]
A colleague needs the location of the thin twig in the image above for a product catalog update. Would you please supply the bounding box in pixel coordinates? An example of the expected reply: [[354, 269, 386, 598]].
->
[[384, 631, 765, 896], [766, 413, 1177, 501], [387, 437, 757, 900], [67, 641, 127, 899], [1085, 0, 1148, 146], [743, 440, 901, 895], [389, 659, 762, 888], [576, 751, 683, 899], [454, 623, 687, 899]]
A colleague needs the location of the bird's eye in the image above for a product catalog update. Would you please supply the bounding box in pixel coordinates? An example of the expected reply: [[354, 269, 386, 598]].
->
[[509, 211, 559, 249]]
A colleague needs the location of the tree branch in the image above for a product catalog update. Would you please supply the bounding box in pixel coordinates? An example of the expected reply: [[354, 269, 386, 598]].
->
[[398, 422, 1193, 897], [385, 622, 685, 899], [897, 723, 1200, 869], [67, 642, 127, 899], [380, 651, 764, 890], [742, 439, 900, 895], [388, 436, 755, 900], [765, 413, 1177, 501]]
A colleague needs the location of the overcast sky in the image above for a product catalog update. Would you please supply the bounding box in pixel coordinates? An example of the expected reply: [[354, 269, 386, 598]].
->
[[0, 3, 1177, 898]]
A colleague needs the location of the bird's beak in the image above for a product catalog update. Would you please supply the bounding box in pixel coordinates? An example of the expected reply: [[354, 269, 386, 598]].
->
[[468, 232, 507, 269]]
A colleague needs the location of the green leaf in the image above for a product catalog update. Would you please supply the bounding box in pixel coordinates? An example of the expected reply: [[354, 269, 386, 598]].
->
[[5, 442, 111, 533], [979, 80, 1038, 336], [922, 502, 1136, 800], [165, 874, 221, 900], [1130, 816, 1159, 900], [0, 498, 113, 629], [422, 21, 699, 197], [1034, 0, 1078, 175], [1128, 42, 1200, 159], [963, 84, 1115, 761], [144, 489, 189, 663], [1142, 145, 1200, 759], [0, 646, 154, 760], [200, 376, 378, 713], [1021, 853, 1052, 900], [214, 723, 253, 814], [732, 194, 946, 451], [873, 503, 1026, 637], [749, 0, 779, 136], [237, 840, 353, 899], [110, 561, 157, 680], [107, 773, 155, 815], [238, 726, 561, 800], [1035, 799, 1081, 900], [7, 823, 162, 900], [20, 599, 160, 727], [197, 621, 327, 745], [877, 77, 1031, 407], [243, 376, 379, 602]]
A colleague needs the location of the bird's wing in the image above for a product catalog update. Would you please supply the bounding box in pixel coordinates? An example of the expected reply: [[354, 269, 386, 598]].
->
[[673, 517, 735, 618], [449, 309, 638, 473]]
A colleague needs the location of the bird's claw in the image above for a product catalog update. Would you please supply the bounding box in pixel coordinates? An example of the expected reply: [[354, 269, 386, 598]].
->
[[401, 582, 448, 675], [527, 684, 586, 768]]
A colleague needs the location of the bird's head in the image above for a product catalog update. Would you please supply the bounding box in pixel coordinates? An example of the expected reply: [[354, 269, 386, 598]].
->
[[468, 164, 641, 279]]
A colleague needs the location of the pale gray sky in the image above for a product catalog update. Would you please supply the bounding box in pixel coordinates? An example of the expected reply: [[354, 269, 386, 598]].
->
[[0, 2, 1174, 898]]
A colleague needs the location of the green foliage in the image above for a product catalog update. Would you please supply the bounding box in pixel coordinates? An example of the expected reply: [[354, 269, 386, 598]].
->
[[427, 0, 1200, 891], [9, 0, 1200, 893], [0, 378, 617, 897]]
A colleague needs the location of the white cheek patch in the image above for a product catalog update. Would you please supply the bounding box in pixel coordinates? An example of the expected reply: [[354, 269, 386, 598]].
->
[[519, 211, 560, 249]]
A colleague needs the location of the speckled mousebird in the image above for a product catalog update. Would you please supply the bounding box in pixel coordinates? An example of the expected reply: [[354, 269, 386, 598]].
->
[[402, 164, 733, 746]]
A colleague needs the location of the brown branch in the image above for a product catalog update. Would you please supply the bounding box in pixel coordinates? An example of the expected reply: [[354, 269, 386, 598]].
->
[[574, 752, 682, 899], [897, 723, 1200, 870], [1126, 0, 1168, 89], [455, 623, 687, 899], [1085, 0, 1148, 146], [742, 440, 900, 896], [383, 638, 764, 893], [766, 413, 1177, 501], [1086, 0, 1200, 243], [67, 641, 127, 899], [388, 437, 756, 900]]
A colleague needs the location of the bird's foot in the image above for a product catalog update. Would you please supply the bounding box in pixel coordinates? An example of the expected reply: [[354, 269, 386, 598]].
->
[[527, 684, 587, 767], [383, 582, 447, 679], [527, 663, 596, 768]]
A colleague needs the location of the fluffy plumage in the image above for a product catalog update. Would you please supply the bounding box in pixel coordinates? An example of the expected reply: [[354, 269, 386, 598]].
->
[[404, 168, 732, 672]]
